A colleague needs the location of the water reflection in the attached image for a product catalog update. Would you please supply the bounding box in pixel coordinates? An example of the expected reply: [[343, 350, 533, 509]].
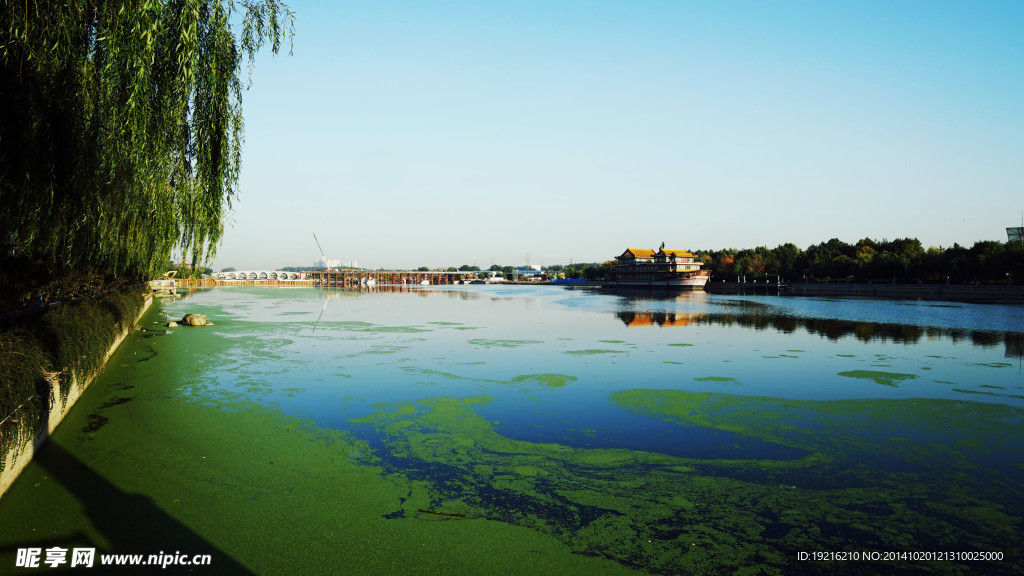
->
[[616, 311, 698, 327], [603, 289, 1024, 350]]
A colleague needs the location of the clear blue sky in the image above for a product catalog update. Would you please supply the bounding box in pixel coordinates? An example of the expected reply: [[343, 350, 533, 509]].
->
[[212, 0, 1024, 271]]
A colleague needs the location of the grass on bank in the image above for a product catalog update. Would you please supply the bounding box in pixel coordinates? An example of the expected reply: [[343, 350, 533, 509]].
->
[[0, 290, 146, 471]]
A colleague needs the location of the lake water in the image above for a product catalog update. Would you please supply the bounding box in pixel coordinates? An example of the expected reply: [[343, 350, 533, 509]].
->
[[1, 285, 1022, 575]]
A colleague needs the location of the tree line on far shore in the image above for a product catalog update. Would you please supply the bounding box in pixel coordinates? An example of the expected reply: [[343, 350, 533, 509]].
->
[[451, 238, 1024, 284], [694, 237, 1024, 284]]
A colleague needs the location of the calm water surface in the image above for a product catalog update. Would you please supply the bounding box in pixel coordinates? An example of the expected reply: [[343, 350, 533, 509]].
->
[[2, 285, 1022, 575]]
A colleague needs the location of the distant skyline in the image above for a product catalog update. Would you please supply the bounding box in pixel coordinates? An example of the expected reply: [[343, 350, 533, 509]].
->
[[210, 1, 1024, 271]]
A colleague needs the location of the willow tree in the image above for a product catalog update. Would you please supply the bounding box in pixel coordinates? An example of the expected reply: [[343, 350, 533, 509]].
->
[[0, 0, 293, 294]]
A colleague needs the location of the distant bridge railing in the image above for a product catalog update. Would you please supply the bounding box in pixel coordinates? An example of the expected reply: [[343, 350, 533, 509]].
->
[[209, 270, 481, 286], [213, 271, 306, 281]]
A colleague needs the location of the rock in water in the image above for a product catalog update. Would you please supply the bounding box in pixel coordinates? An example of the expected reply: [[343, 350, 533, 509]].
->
[[166, 321, 178, 328], [180, 314, 208, 327]]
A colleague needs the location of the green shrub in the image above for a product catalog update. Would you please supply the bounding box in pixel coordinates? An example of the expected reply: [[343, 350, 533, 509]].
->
[[38, 291, 143, 399], [0, 330, 49, 470], [0, 290, 145, 465]]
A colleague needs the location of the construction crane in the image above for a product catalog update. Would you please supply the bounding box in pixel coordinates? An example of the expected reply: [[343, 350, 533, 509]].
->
[[313, 232, 332, 271]]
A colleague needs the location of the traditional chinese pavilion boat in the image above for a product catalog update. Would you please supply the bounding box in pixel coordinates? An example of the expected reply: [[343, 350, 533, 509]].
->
[[606, 247, 710, 290]]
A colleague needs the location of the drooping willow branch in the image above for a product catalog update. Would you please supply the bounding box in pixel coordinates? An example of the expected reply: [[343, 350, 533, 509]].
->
[[0, 0, 294, 280]]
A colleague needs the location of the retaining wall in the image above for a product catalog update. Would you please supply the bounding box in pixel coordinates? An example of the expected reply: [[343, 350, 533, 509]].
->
[[0, 295, 152, 498]]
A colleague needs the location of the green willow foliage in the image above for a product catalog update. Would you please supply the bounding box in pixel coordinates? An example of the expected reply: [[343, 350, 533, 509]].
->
[[0, 1, 293, 283]]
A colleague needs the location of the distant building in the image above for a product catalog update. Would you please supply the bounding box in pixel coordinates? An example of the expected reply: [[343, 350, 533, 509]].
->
[[514, 269, 546, 281], [314, 257, 347, 269]]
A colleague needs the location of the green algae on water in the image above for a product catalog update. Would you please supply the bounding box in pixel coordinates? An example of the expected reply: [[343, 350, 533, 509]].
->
[[351, 344, 410, 356], [837, 370, 918, 387], [400, 366, 504, 385], [336, 320, 375, 328], [346, 391, 1024, 576], [508, 373, 578, 388], [10, 289, 1024, 576], [364, 325, 432, 333], [3, 350, 642, 576], [694, 376, 740, 384], [953, 388, 1024, 400], [468, 338, 544, 348]]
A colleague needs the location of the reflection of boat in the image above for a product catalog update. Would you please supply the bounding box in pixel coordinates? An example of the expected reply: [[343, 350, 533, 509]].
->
[[606, 247, 710, 290], [618, 311, 697, 327]]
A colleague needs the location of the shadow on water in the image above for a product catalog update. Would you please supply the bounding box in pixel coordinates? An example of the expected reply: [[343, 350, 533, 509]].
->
[[0, 441, 254, 574], [614, 305, 1024, 350]]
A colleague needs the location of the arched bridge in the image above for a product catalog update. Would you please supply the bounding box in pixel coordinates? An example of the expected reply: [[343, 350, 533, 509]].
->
[[213, 270, 306, 281]]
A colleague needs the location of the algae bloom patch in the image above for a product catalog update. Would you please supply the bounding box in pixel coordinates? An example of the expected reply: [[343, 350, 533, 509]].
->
[[508, 373, 578, 388], [346, 390, 1024, 576], [693, 376, 740, 384], [564, 349, 625, 356], [468, 339, 544, 348], [837, 370, 918, 387]]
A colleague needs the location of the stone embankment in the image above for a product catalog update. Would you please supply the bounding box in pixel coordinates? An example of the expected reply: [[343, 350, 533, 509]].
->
[[0, 294, 152, 499]]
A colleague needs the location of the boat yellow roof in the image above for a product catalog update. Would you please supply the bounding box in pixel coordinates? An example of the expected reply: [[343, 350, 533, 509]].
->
[[618, 248, 694, 258], [621, 248, 657, 258], [659, 249, 694, 258]]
